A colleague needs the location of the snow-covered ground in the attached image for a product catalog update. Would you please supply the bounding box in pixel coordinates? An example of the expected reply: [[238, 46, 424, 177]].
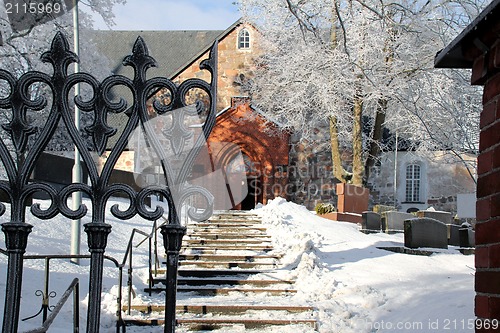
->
[[255, 198, 475, 333], [0, 197, 475, 332]]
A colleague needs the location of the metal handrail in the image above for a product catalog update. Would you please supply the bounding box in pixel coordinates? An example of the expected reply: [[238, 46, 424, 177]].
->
[[136, 217, 168, 275], [121, 227, 150, 316], [0, 252, 125, 333], [0, 215, 168, 332], [133, 217, 168, 285], [22, 278, 80, 333], [0, 214, 172, 332]]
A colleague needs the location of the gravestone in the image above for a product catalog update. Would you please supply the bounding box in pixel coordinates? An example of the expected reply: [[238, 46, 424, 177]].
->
[[404, 218, 448, 249], [447, 224, 461, 246], [336, 183, 369, 214], [361, 211, 381, 233], [382, 211, 415, 232], [417, 210, 453, 225], [457, 193, 476, 219], [373, 205, 396, 214], [326, 183, 369, 223], [459, 225, 475, 248]]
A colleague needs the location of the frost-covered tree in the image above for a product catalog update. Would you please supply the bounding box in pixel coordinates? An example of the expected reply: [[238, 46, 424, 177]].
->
[[0, 0, 126, 151], [239, 0, 486, 186], [0, 0, 125, 73]]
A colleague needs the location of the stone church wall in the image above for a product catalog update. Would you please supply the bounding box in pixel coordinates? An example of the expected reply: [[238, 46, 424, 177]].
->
[[287, 124, 338, 210], [174, 23, 261, 111]]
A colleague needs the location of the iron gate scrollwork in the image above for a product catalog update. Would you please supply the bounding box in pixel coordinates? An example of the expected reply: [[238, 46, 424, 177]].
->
[[0, 32, 217, 333]]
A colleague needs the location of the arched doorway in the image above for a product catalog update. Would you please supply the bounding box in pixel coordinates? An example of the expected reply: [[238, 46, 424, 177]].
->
[[226, 153, 262, 210], [207, 102, 290, 210]]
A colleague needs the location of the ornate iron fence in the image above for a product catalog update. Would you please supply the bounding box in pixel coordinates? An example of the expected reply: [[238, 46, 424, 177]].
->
[[0, 32, 217, 333]]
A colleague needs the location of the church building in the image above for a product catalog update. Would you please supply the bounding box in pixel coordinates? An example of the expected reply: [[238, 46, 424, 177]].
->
[[91, 19, 475, 214]]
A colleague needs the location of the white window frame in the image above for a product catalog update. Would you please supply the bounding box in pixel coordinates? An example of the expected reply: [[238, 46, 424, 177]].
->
[[238, 28, 250, 49], [405, 164, 421, 202]]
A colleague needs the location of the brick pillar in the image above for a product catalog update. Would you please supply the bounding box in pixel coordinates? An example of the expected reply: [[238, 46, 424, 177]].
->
[[475, 41, 500, 331]]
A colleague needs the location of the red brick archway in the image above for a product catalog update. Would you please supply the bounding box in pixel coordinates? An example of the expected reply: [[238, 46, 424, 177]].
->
[[207, 101, 289, 209]]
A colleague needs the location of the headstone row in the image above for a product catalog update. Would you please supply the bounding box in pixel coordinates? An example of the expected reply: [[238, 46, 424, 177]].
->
[[361, 211, 475, 250]]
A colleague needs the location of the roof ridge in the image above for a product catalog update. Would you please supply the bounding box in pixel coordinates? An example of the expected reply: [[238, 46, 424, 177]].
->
[[168, 18, 244, 78], [91, 29, 225, 33]]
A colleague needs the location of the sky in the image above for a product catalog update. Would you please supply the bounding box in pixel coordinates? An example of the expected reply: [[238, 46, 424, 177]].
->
[[88, 0, 241, 31]]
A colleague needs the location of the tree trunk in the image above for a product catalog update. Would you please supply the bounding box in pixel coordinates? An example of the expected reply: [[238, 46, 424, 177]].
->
[[364, 29, 395, 185], [364, 98, 387, 184], [329, 116, 349, 182], [351, 90, 364, 186], [330, 0, 338, 46], [328, 0, 352, 184]]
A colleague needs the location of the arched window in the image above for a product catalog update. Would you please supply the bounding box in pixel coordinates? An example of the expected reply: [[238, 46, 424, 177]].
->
[[238, 29, 250, 49], [405, 164, 421, 202]]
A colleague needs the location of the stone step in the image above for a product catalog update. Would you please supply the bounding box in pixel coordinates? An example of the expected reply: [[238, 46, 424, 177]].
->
[[145, 286, 297, 296], [123, 304, 313, 315], [164, 269, 267, 278], [195, 219, 261, 223], [207, 218, 262, 223], [177, 261, 277, 269], [189, 225, 266, 230], [186, 233, 271, 240], [181, 248, 275, 256], [188, 226, 268, 232], [212, 210, 259, 215], [153, 277, 294, 287], [208, 214, 262, 221], [181, 245, 274, 252], [124, 318, 317, 330], [178, 261, 278, 268], [194, 223, 264, 229], [179, 254, 281, 261], [192, 222, 264, 227], [183, 239, 272, 245]]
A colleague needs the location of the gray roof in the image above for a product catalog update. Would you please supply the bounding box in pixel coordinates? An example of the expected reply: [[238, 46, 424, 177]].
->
[[88, 18, 244, 79], [89, 30, 223, 79], [90, 30, 226, 150], [88, 19, 244, 150]]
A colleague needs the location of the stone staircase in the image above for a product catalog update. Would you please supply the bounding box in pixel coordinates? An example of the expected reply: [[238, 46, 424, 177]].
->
[[124, 210, 318, 332]]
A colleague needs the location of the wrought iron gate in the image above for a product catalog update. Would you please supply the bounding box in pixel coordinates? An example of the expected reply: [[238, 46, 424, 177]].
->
[[0, 32, 217, 333]]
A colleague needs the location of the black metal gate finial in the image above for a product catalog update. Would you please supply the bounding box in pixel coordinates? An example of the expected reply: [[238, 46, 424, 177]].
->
[[0, 31, 217, 333]]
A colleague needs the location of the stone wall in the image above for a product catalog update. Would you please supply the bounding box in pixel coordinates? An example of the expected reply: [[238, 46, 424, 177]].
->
[[426, 195, 458, 214], [368, 151, 476, 215], [174, 23, 261, 111], [287, 125, 338, 210]]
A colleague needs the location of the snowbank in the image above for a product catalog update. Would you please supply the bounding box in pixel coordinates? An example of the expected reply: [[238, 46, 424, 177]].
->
[[254, 198, 476, 333]]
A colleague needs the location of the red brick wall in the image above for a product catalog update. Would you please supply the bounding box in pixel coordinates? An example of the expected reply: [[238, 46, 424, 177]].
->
[[207, 103, 289, 206], [475, 40, 500, 331]]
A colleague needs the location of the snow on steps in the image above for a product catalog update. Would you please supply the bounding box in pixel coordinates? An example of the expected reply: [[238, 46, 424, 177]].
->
[[123, 210, 318, 331]]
